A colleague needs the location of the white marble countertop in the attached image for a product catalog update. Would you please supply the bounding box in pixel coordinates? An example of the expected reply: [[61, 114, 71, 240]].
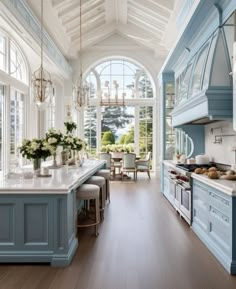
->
[[192, 173, 236, 196], [162, 160, 178, 169], [163, 160, 236, 196], [0, 159, 106, 194], [162, 160, 190, 175]]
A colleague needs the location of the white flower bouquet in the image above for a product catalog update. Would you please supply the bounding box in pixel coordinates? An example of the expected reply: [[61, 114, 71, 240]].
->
[[45, 129, 63, 152], [19, 138, 53, 160]]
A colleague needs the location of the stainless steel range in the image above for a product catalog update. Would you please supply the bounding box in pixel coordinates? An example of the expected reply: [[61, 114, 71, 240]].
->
[[168, 163, 215, 225]]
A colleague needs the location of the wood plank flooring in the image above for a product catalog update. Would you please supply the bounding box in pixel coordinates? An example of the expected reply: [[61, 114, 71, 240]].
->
[[0, 176, 236, 289]]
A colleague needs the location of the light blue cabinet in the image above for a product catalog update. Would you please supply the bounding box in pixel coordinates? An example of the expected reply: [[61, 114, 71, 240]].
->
[[0, 192, 78, 266], [162, 163, 175, 206], [192, 180, 236, 274]]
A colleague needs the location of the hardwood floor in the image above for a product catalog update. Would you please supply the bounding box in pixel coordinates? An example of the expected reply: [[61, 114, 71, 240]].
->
[[1, 176, 236, 289]]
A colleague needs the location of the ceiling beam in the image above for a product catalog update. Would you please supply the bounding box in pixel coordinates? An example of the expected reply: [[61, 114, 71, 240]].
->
[[128, 0, 170, 22], [129, 9, 166, 32], [62, 2, 104, 26], [104, 0, 116, 24], [52, 0, 75, 9], [58, 0, 102, 18], [129, 6, 167, 26], [117, 0, 128, 24], [128, 18, 163, 39], [147, 0, 174, 12], [67, 13, 106, 37], [71, 23, 116, 49]]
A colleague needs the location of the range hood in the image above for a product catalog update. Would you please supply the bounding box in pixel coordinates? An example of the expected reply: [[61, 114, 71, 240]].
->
[[171, 26, 233, 127]]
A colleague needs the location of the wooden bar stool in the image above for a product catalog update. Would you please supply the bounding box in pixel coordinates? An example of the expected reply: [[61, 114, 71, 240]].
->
[[76, 184, 100, 236], [85, 176, 106, 220], [95, 169, 111, 203]]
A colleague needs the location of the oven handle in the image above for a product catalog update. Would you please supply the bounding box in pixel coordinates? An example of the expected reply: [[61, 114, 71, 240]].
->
[[176, 183, 191, 191]]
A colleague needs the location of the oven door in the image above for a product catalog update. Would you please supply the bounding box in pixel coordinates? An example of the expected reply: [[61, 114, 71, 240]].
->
[[178, 184, 191, 222]]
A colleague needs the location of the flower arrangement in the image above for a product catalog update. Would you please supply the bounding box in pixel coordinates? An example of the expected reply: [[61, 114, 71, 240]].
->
[[101, 144, 134, 153], [64, 121, 77, 134], [45, 129, 63, 153], [61, 135, 84, 151], [19, 138, 53, 160], [73, 136, 85, 151]]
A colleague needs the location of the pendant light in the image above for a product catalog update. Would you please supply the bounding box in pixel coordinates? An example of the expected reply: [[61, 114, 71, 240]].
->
[[73, 0, 89, 110], [32, 0, 52, 108]]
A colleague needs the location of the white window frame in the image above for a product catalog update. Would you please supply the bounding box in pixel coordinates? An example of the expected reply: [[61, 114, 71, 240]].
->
[[82, 59, 157, 172], [0, 29, 29, 176]]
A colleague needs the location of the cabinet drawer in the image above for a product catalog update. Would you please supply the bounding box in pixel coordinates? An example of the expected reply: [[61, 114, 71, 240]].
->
[[208, 189, 231, 215], [193, 182, 208, 202]]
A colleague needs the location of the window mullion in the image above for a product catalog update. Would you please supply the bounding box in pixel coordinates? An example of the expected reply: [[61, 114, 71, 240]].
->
[[134, 106, 140, 156], [3, 85, 10, 175]]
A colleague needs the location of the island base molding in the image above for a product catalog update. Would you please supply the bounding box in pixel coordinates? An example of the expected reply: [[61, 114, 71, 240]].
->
[[0, 239, 78, 267]]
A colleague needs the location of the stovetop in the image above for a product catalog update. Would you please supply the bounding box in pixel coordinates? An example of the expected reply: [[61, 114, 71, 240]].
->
[[176, 163, 216, 172]]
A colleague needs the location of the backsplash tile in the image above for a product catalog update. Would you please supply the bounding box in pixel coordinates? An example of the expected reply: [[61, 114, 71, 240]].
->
[[205, 121, 236, 165]]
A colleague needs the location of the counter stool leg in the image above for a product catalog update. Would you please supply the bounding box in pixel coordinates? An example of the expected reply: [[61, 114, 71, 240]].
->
[[95, 197, 100, 237]]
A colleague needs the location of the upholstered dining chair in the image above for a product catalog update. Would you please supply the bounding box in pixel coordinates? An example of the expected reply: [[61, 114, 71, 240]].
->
[[99, 153, 115, 178], [121, 153, 137, 181], [135, 152, 151, 179]]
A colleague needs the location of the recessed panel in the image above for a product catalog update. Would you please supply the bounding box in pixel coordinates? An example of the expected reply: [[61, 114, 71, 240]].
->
[[0, 204, 15, 244], [24, 204, 48, 244]]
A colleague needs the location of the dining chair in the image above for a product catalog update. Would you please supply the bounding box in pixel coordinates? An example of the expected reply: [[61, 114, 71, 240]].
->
[[98, 153, 115, 179], [135, 152, 151, 179], [111, 152, 124, 176], [121, 153, 137, 181]]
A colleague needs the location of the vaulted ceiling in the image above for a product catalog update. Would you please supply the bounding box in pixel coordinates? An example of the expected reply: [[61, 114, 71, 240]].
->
[[26, 0, 177, 59]]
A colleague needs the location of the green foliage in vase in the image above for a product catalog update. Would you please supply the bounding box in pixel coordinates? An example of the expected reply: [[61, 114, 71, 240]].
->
[[64, 121, 77, 134]]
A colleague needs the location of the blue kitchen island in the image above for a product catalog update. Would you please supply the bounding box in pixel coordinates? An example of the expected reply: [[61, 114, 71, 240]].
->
[[0, 159, 105, 267]]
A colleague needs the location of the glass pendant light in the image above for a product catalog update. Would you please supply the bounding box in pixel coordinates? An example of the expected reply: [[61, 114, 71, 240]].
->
[[32, 0, 52, 109], [73, 0, 89, 110]]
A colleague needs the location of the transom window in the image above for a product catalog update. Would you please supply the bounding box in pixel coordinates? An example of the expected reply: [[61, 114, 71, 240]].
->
[[88, 60, 153, 101], [0, 30, 28, 84]]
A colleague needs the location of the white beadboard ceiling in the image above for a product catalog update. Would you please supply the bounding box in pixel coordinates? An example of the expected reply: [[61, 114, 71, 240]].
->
[[26, 0, 177, 59]]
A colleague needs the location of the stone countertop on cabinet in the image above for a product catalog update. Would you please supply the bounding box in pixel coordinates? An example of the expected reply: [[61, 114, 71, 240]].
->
[[192, 173, 236, 197], [162, 160, 178, 169], [0, 159, 106, 194]]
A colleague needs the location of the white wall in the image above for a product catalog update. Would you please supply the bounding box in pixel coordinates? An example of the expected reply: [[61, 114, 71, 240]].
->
[[205, 121, 236, 165]]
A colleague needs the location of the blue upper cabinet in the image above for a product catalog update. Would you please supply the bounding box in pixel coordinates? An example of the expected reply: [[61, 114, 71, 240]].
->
[[172, 26, 233, 127]]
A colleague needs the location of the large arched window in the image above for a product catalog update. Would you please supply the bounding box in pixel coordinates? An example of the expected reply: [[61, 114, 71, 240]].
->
[[0, 30, 29, 175], [83, 59, 155, 165]]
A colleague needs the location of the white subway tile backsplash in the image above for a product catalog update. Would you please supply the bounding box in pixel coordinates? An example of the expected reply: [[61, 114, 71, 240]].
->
[[205, 121, 236, 165]]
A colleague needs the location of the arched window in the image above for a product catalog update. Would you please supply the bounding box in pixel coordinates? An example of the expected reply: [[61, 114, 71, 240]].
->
[[0, 30, 29, 175], [87, 60, 153, 100], [10, 41, 28, 84], [83, 59, 155, 165], [0, 31, 28, 84]]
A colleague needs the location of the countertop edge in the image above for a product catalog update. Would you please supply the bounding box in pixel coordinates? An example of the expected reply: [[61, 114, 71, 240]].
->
[[192, 173, 236, 196], [0, 160, 106, 194]]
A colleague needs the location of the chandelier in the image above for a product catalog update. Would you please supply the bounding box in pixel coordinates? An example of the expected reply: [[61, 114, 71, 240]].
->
[[100, 80, 126, 106], [73, 0, 89, 110], [32, 0, 52, 108]]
